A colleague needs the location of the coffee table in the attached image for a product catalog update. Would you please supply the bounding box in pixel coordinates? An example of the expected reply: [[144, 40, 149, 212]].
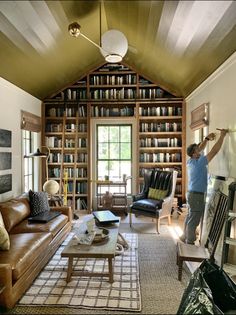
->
[[61, 219, 120, 283]]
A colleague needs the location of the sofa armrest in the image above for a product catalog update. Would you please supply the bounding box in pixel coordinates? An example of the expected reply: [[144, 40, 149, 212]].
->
[[0, 264, 12, 299], [51, 206, 73, 223]]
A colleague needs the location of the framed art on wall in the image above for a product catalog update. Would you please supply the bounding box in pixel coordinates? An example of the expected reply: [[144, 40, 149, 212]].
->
[[0, 174, 12, 194], [0, 129, 12, 195], [0, 129, 12, 147]]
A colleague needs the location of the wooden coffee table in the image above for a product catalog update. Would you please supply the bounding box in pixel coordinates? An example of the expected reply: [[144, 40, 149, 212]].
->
[[61, 219, 120, 283]]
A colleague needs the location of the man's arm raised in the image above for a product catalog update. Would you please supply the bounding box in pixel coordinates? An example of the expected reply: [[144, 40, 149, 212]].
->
[[206, 129, 228, 162]]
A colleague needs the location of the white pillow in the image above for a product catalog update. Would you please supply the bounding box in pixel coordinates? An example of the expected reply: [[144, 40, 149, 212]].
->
[[0, 212, 10, 250]]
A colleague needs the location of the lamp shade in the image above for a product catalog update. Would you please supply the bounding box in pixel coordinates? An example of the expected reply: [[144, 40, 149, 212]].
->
[[100, 30, 128, 63]]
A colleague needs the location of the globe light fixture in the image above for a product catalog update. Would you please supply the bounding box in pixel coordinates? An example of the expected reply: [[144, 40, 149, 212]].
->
[[68, 22, 128, 63], [100, 30, 128, 63]]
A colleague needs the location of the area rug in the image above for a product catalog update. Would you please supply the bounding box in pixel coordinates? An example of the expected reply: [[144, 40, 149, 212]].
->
[[18, 233, 141, 312]]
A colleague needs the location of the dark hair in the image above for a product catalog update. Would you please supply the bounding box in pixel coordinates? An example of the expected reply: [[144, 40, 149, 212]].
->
[[187, 143, 198, 157]]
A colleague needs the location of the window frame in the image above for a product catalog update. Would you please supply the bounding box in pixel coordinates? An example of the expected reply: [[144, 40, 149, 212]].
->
[[96, 123, 132, 194]]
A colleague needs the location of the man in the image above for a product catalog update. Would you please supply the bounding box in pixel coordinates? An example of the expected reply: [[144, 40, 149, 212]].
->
[[180, 128, 228, 244]]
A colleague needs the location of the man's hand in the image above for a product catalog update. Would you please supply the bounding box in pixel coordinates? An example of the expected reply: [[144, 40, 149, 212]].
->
[[206, 132, 216, 141]]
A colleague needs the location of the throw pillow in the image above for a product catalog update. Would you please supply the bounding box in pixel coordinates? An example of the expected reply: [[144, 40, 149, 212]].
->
[[29, 190, 50, 217], [0, 212, 10, 250], [148, 188, 168, 200]]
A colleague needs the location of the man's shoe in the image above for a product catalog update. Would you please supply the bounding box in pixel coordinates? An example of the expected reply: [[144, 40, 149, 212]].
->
[[186, 241, 195, 245], [179, 235, 185, 243]]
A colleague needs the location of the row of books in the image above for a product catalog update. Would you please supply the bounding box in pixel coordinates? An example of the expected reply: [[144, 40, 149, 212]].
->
[[90, 88, 136, 99], [139, 152, 181, 163], [46, 137, 62, 148], [139, 106, 182, 116], [66, 89, 87, 100], [47, 107, 64, 117], [76, 198, 87, 210], [98, 63, 130, 72], [63, 182, 87, 194], [139, 137, 181, 147], [45, 123, 63, 132], [139, 122, 181, 132], [46, 106, 87, 118], [90, 74, 137, 85], [139, 88, 163, 98], [63, 167, 87, 178], [91, 106, 134, 117], [64, 138, 87, 148], [48, 167, 88, 178]]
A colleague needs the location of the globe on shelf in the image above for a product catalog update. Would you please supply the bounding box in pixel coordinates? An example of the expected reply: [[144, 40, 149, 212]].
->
[[43, 180, 59, 196]]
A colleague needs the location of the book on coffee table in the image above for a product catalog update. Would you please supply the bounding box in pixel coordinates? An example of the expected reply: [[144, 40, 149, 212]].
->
[[92, 210, 120, 224]]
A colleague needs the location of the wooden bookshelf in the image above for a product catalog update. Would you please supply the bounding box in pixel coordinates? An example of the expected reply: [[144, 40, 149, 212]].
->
[[42, 62, 186, 214]]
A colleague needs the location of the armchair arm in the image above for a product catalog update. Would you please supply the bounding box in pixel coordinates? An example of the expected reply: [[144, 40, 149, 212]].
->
[[160, 195, 173, 217], [51, 206, 73, 223], [132, 193, 147, 202]]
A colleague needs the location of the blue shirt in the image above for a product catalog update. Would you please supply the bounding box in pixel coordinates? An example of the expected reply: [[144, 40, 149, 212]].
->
[[187, 155, 208, 193]]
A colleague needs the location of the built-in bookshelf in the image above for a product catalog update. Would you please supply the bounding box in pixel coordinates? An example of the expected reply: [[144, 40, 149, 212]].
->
[[42, 101, 89, 213], [42, 62, 186, 214]]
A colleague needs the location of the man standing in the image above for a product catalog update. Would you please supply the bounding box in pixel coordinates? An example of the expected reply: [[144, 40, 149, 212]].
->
[[180, 128, 228, 244]]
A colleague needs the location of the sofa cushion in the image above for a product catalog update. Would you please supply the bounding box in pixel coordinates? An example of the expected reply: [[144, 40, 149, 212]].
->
[[0, 232, 52, 281], [0, 212, 10, 250], [29, 190, 50, 216], [148, 188, 168, 200], [0, 198, 31, 232], [10, 214, 68, 237]]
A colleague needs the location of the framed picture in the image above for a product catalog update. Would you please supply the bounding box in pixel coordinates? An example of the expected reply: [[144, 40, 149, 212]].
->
[[0, 174, 12, 194], [0, 129, 12, 147], [0, 152, 12, 170]]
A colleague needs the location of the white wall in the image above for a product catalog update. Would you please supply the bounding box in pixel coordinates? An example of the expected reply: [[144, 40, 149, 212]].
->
[[0, 77, 41, 202], [186, 52, 236, 179]]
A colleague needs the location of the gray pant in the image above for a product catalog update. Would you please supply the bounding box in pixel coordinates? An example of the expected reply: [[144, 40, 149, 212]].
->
[[183, 192, 206, 244]]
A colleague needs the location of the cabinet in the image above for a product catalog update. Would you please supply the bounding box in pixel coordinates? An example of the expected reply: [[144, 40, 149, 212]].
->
[[42, 62, 185, 214]]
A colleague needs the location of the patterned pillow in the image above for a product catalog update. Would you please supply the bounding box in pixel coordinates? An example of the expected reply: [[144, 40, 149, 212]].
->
[[0, 212, 10, 250], [29, 190, 50, 216], [148, 188, 168, 200]]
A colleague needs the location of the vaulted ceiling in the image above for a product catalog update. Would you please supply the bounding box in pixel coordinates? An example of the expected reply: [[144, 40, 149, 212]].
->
[[0, 0, 236, 100]]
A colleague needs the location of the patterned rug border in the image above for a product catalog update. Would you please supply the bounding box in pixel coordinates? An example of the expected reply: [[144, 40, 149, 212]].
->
[[18, 233, 142, 312]]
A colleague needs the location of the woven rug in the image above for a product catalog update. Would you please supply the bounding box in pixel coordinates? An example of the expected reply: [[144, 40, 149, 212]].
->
[[18, 233, 141, 312]]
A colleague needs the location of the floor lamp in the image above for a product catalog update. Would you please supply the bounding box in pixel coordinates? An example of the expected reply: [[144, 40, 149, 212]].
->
[[24, 146, 50, 182], [24, 146, 61, 204]]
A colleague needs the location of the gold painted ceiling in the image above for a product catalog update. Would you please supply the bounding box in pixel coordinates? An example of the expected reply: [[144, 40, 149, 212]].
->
[[0, 0, 236, 100]]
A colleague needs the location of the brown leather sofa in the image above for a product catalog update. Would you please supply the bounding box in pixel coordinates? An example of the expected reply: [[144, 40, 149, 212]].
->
[[0, 194, 72, 309]]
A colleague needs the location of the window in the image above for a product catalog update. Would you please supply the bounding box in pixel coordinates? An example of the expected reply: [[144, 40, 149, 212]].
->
[[97, 124, 132, 193], [22, 130, 34, 192]]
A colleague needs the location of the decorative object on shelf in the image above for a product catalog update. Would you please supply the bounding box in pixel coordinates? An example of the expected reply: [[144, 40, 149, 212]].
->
[[43, 179, 60, 206], [101, 191, 114, 210]]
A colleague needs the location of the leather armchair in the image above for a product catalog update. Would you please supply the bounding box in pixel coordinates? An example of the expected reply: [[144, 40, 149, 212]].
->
[[129, 169, 178, 233]]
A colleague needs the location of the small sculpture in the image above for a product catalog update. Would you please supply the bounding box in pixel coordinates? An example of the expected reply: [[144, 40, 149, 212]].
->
[[101, 191, 113, 209]]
